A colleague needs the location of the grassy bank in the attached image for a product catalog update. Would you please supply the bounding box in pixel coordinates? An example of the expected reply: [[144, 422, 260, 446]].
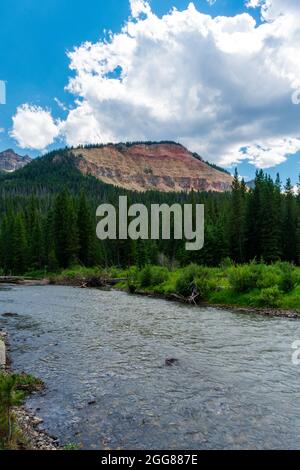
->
[[0, 371, 44, 449], [45, 261, 300, 312]]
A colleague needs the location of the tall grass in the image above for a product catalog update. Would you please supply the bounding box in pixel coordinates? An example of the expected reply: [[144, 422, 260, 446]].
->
[[0, 373, 43, 449]]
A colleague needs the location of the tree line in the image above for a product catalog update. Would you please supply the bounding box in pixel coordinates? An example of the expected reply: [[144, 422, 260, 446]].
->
[[1, 149, 300, 274]]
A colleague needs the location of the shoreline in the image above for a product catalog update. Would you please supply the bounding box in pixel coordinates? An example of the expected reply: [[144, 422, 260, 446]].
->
[[46, 276, 300, 319], [0, 330, 59, 450], [126, 289, 300, 319], [3, 277, 300, 319]]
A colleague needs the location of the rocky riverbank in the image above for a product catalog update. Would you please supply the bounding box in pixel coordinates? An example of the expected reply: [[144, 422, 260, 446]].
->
[[0, 330, 60, 450], [13, 407, 59, 450]]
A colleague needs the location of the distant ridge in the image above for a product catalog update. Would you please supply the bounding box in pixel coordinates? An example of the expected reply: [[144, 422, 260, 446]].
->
[[0, 149, 31, 172]]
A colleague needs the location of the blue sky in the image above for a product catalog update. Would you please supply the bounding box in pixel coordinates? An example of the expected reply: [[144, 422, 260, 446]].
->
[[0, 0, 300, 184]]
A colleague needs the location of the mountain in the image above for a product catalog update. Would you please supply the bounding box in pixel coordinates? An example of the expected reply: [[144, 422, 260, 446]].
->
[[0, 142, 232, 195], [0, 149, 31, 172], [65, 142, 232, 192], [245, 180, 255, 190]]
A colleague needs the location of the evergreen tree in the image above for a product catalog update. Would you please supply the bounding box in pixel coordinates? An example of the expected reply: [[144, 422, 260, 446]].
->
[[29, 214, 45, 270], [77, 191, 96, 266], [282, 178, 296, 262], [229, 169, 246, 262], [53, 189, 78, 268], [260, 175, 281, 262], [11, 213, 28, 274]]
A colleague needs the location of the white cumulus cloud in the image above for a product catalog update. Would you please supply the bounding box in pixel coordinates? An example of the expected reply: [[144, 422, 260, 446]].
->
[[11, 104, 61, 151], [245, 0, 263, 8], [237, 138, 300, 168], [11, 0, 300, 169], [130, 0, 152, 18]]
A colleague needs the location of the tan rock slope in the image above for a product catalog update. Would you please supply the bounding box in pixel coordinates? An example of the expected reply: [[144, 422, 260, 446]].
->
[[71, 142, 232, 192]]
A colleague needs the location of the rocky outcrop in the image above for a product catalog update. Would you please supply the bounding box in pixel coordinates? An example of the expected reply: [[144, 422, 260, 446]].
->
[[0, 149, 31, 172], [70, 142, 232, 192]]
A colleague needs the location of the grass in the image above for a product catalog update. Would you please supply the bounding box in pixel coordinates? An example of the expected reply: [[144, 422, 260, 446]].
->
[[0, 372, 43, 450]]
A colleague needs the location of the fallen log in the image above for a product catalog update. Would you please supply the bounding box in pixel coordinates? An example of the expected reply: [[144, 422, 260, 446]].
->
[[0, 277, 49, 286], [0, 276, 25, 284]]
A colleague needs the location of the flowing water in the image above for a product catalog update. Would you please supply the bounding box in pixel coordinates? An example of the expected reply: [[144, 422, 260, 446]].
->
[[0, 285, 300, 449]]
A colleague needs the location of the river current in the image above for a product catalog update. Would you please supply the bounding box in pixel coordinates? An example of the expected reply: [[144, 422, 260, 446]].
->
[[0, 285, 300, 449]]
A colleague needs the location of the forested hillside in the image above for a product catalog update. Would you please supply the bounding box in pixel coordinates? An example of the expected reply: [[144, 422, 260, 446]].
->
[[0, 148, 299, 275]]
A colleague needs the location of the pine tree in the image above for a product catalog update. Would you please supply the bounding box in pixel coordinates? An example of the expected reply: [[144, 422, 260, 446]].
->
[[260, 175, 281, 262], [229, 169, 246, 262], [29, 214, 45, 270], [245, 170, 264, 261], [295, 176, 300, 265], [282, 178, 297, 262], [0, 215, 12, 274], [53, 189, 78, 268], [77, 191, 96, 266], [11, 213, 28, 274]]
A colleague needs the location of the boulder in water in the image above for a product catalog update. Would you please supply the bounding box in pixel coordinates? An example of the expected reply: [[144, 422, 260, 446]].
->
[[165, 358, 179, 367]]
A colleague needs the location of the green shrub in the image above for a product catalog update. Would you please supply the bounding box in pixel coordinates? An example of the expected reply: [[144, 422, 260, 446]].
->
[[150, 266, 169, 286], [126, 266, 138, 282], [256, 267, 281, 289], [229, 263, 298, 295], [139, 265, 153, 288], [254, 286, 281, 308], [126, 266, 139, 293], [109, 266, 127, 278], [175, 264, 202, 297], [228, 265, 257, 293], [275, 261, 294, 273], [60, 266, 103, 279], [194, 276, 217, 300], [220, 257, 234, 269], [139, 265, 169, 288], [175, 264, 214, 299], [277, 263, 298, 293]]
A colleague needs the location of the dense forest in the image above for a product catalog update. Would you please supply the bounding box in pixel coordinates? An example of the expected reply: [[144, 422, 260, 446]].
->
[[0, 148, 299, 275]]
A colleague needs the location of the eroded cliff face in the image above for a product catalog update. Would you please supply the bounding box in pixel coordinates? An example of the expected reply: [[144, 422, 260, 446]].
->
[[69, 143, 232, 192], [0, 149, 31, 172]]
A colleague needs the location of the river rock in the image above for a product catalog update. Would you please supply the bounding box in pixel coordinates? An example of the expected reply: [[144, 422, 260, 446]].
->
[[165, 358, 179, 367], [32, 417, 44, 426]]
